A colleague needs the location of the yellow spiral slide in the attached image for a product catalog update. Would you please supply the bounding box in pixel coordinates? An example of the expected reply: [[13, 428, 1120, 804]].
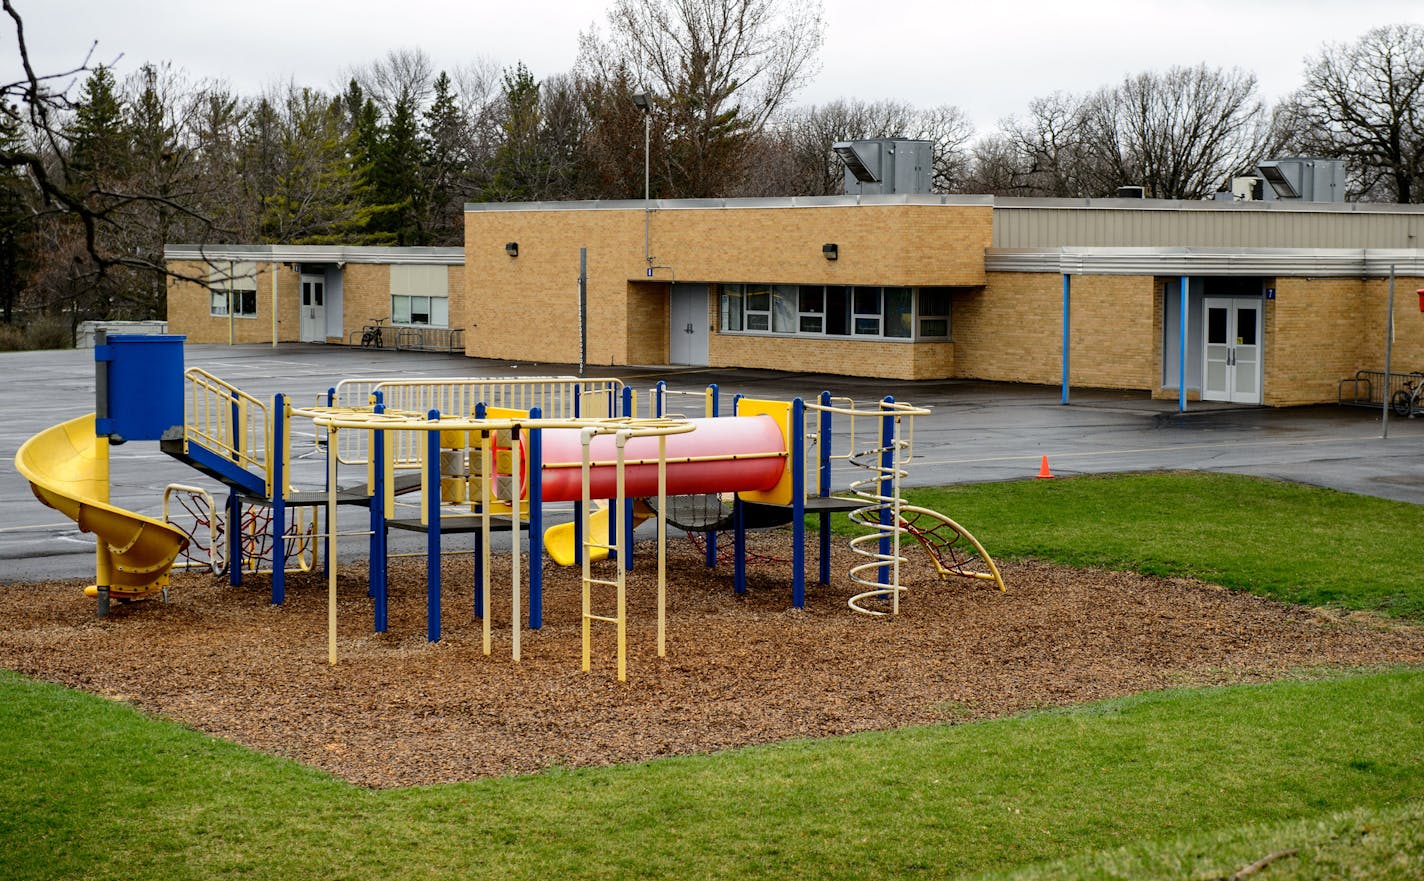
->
[[14, 414, 188, 599]]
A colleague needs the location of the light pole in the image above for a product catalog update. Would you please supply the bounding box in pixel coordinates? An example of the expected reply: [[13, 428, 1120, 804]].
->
[[632, 91, 652, 274]]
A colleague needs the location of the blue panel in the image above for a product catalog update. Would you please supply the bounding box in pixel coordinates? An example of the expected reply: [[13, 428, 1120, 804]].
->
[[100, 335, 186, 441]]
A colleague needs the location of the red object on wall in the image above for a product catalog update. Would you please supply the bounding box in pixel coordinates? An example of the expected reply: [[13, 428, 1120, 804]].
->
[[1417, 289, 1424, 312]]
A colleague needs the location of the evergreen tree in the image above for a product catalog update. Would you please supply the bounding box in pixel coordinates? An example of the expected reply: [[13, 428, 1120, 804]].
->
[[421, 71, 472, 244], [370, 92, 425, 243], [68, 66, 129, 185]]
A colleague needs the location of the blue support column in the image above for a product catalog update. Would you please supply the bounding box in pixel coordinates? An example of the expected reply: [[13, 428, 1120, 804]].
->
[[618, 386, 634, 569], [426, 409, 442, 642], [271, 393, 287, 605], [1061, 274, 1072, 405], [705, 384, 719, 569], [226, 487, 242, 587], [818, 390, 832, 586], [654, 380, 666, 417], [528, 407, 543, 630], [790, 398, 806, 609], [228, 388, 243, 587], [1179, 274, 1190, 413], [371, 396, 388, 633], [732, 393, 746, 594], [879, 397, 895, 588]]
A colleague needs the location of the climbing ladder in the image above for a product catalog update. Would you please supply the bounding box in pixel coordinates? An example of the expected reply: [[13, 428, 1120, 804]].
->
[[810, 397, 1004, 616]]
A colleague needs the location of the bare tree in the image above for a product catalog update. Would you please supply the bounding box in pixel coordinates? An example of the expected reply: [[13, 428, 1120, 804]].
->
[[594, 0, 825, 196], [1284, 24, 1424, 202], [347, 48, 437, 117], [1083, 65, 1269, 199]]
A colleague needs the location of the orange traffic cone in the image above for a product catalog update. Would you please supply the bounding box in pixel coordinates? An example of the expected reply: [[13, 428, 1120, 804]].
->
[[1036, 455, 1055, 479]]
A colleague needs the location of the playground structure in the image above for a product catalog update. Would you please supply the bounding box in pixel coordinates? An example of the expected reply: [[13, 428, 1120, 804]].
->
[[14, 334, 1004, 680]]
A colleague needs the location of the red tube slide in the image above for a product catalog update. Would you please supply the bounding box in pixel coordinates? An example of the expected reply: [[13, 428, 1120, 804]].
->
[[538, 416, 786, 502]]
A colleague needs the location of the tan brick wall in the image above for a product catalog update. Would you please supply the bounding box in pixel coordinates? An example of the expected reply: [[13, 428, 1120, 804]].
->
[[1360, 275, 1424, 373], [340, 264, 391, 340], [165, 260, 301, 344], [464, 204, 991, 368], [953, 273, 1061, 383], [1265, 277, 1368, 406], [711, 334, 952, 380]]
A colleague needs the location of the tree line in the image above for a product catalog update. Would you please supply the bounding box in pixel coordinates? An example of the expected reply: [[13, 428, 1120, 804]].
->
[[1, 0, 1422, 336]]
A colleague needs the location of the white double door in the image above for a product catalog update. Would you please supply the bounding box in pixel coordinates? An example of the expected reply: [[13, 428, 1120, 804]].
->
[[1202, 297, 1261, 404], [300, 275, 325, 342]]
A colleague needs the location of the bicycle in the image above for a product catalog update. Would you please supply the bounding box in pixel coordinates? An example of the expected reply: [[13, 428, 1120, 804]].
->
[[1390, 371, 1424, 416], [359, 317, 389, 349]]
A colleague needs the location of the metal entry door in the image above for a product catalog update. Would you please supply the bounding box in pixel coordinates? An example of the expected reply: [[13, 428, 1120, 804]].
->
[[300, 276, 325, 342], [1202, 297, 1261, 404], [669, 284, 709, 366]]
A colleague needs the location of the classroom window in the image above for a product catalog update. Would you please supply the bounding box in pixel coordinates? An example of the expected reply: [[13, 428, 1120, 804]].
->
[[798, 286, 825, 334], [852, 287, 881, 336], [208, 261, 257, 317], [390, 264, 449, 327], [918, 288, 951, 338], [718, 283, 943, 340]]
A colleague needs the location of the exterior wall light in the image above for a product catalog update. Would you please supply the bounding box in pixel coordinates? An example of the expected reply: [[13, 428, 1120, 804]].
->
[[822, 243, 838, 261], [505, 242, 519, 257]]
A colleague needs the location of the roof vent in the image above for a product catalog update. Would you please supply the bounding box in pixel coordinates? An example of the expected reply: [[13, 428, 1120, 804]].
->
[[832, 138, 932, 194], [1255, 158, 1347, 202]]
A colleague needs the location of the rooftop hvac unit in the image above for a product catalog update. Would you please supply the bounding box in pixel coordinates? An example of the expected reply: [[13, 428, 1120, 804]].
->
[[832, 138, 932, 195], [1256, 158, 1347, 202]]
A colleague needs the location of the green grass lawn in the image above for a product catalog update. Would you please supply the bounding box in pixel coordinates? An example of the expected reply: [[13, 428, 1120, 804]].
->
[[4, 472, 1423, 879], [2, 669, 1422, 881], [895, 472, 1424, 618]]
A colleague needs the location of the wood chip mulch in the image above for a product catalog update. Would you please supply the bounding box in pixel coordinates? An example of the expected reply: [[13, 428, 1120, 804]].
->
[[2, 534, 1422, 789]]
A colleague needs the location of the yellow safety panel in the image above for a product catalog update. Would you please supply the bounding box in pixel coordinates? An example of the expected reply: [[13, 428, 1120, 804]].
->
[[735, 398, 794, 507]]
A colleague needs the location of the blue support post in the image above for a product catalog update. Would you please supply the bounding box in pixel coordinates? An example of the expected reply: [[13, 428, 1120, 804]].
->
[[617, 386, 633, 568], [879, 397, 895, 588], [426, 409, 442, 642], [818, 390, 832, 586], [474, 403, 486, 619], [705, 384, 720, 569], [791, 398, 806, 609], [528, 406, 543, 630], [732, 393, 746, 594], [271, 393, 287, 604], [228, 388, 243, 587], [1061, 274, 1071, 405], [1179, 274, 1189, 413], [655, 380, 666, 417], [371, 395, 388, 633], [226, 487, 242, 587]]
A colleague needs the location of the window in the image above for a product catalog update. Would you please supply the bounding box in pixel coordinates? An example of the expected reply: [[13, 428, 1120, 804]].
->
[[744, 284, 771, 331], [719, 283, 945, 341], [772, 285, 797, 333], [884, 287, 912, 339], [209, 261, 257, 317], [720, 284, 744, 332], [798, 286, 825, 334], [390, 264, 449, 327], [852, 287, 881, 336], [918, 289, 951, 338]]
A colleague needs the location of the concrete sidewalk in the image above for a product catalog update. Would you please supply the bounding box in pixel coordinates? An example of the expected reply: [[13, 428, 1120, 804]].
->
[[4, 343, 1423, 583]]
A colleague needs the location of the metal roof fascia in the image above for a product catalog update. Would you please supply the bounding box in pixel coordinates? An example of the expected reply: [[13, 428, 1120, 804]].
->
[[164, 244, 463, 265]]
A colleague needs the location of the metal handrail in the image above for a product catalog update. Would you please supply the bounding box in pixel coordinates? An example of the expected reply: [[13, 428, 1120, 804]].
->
[[185, 367, 271, 491]]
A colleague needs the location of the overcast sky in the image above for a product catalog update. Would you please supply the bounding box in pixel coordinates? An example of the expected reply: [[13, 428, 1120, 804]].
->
[[8, 0, 1424, 134]]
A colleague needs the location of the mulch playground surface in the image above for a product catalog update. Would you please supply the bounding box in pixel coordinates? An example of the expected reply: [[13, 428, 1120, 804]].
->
[[3, 534, 1423, 789]]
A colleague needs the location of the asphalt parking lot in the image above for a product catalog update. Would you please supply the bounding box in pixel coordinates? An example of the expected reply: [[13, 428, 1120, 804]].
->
[[5, 342, 1423, 583]]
